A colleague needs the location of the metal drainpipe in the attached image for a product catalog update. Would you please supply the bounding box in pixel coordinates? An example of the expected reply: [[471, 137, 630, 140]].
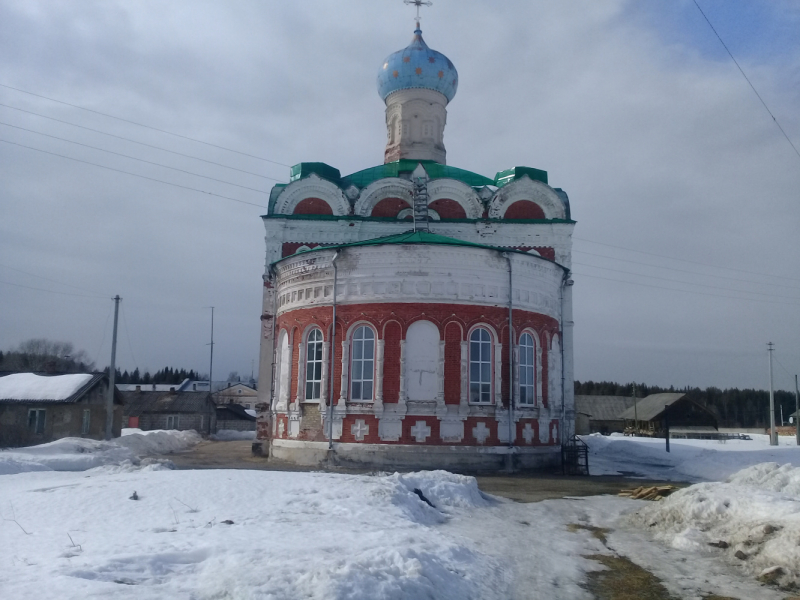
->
[[559, 270, 570, 443], [503, 253, 514, 460], [267, 267, 278, 442], [327, 251, 340, 451]]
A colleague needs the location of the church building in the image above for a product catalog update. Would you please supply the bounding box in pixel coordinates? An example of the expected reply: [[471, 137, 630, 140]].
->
[[255, 18, 576, 470]]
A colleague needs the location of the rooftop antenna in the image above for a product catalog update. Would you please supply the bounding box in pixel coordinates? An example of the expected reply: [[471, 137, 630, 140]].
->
[[404, 0, 432, 25]]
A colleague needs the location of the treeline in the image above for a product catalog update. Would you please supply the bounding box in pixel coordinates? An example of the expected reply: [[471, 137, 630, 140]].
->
[[110, 367, 200, 385], [0, 339, 94, 374], [575, 380, 798, 429]]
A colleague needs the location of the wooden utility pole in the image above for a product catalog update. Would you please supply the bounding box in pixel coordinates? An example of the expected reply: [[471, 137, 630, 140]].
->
[[105, 295, 120, 440], [795, 374, 799, 446], [633, 383, 638, 436], [208, 307, 215, 395]]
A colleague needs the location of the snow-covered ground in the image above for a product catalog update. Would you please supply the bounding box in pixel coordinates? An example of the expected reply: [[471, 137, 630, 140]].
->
[[1, 431, 798, 598], [582, 431, 800, 481]]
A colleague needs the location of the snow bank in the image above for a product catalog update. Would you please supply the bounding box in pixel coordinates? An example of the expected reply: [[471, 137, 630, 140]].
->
[[395, 470, 489, 510], [582, 432, 800, 482], [0, 469, 510, 599], [210, 429, 256, 441], [0, 430, 199, 475], [0, 373, 93, 400], [627, 462, 800, 589]]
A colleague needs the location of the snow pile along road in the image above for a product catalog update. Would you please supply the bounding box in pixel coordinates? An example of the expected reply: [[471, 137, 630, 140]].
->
[[0, 429, 200, 475], [627, 462, 800, 590], [582, 432, 800, 481]]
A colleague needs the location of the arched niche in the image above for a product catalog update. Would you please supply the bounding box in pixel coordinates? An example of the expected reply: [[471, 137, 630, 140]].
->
[[371, 197, 411, 218], [427, 178, 483, 219], [272, 174, 350, 216], [353, 178, 414, 217], [488, 175, 566, 220], [404, 320, 440, 402]]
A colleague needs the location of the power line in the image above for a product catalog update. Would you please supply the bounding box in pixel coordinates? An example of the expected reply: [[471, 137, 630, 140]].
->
[[574, 236, 800, 283], [572, 261, 800, 301], [692, 0, 800, 162], [0, 102, 286, 182], [573, 249, 800, 292], [0, 120, 278, 192], [0, 82, 293, 167], [0, 137, 269, 210], [0, 262, 109, 297], [572, 270, 800, 307], [0, 279, 109, 299]]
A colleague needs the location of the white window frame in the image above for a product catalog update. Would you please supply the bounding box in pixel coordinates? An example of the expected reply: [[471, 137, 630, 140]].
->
[[350, 325, 375, 402], [305, 328, 324, 401], [469, 327, 493, 404], [519, 332, 536, 406], [166, 415, 179, 429], [81, 408, 91, 434], [28, 408, 46, 434]]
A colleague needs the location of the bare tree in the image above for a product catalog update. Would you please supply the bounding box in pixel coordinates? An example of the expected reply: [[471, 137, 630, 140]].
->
[[1, 338, 95, 373]]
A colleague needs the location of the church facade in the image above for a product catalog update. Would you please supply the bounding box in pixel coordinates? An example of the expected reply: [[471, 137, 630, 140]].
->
[[255, 22, 575, 470]]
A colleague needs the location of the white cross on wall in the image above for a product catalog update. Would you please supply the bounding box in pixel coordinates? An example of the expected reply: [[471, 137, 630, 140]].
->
[[472, 422, 490, 444], [410, 420, 431, 443], [277, 420, 285, 437], [522, 423, 535, 444], [351, 419, 369, 441]]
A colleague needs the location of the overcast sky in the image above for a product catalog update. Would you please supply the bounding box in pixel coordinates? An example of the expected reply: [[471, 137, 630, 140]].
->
[[1, 0, 798, 391]]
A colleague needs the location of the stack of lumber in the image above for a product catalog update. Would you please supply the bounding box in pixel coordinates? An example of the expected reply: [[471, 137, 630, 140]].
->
[[618, 485, 678, 501]]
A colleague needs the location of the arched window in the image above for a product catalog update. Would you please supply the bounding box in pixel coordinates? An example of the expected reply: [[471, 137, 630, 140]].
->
[[351, 326, 375, 401], [519, 333, 535, 405], [305, 329, 323, 401], [469, 328, 492, 403]]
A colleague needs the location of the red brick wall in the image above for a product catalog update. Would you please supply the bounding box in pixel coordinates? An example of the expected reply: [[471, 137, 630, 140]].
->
[[400, 416, 441, 445], [504, 200, 545, 219], [371, 197, 411, 218], [289, 327, 299, 402], [464, 417, 501, 445], [293, 197, 333, 215], [382, 321, 402, 403], [443, 321, 462, 404], [429, 198, 466, 219]]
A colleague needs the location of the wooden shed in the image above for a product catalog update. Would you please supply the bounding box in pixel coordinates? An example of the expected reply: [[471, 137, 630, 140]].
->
[[618, 393, 718, 437], [121, 389, 216, 434]]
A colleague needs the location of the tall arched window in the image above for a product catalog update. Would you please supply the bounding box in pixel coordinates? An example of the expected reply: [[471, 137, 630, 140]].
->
[[351, 326, 375, 401], [305, 329, 323, 401], [469, 328, 492, 404], [519, 333, 535, 405]]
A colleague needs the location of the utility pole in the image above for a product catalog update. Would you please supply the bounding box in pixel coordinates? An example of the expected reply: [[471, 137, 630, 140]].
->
[[795, 374, 799, 446], [208, 307, 215, 394], [633, 383, 638, 436], [768, 342, 777, 446], [105, 295, 120, 440]]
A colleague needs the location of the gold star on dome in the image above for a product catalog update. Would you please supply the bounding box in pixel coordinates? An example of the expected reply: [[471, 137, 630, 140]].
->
[[428, 57, 435, 63], [393, 70, 399, 78], [403, 56, 411, 63], [437, 70, 444, 78], [415, 67, 422, 75]]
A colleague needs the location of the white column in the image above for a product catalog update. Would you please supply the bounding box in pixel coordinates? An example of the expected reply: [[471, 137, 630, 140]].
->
[[494, 342, 503, 407], [294, 341, 305, 406], [436, 339, 446, 415], [460, 341, 468, 413], [375, 339, 385, 413], [320, 341, 330, 408], [536, 345, 543, 405], [398, 339, 407, 407], [338, 339, 349, 407], [512, 345, 519, 409]]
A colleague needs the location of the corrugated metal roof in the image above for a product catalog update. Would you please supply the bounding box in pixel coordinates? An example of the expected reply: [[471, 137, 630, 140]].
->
[[340, 160, 494, 190], [618, 393, 687, 422], [121, 391, 214, 416], [574, 395, 636, 421]]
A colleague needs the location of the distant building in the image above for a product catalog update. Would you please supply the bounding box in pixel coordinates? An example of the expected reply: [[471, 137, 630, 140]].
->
[[214, 383, 258, 409], [618, 393, 718, 438], [0, 373, 123, 447], [574, 395, 637, 435], [216, 403, 256, 432], [121, 389, 216, 434]]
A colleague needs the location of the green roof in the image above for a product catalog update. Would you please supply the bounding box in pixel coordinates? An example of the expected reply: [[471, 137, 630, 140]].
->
[[289, 162, 341, 184], [494, 166, 548, 186], [341, 160, 495, 189]]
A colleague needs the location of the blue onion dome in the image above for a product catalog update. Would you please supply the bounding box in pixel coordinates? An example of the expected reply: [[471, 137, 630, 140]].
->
[[377, 24, 458, 103]]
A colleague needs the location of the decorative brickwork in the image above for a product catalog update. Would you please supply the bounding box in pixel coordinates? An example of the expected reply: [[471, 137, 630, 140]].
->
[[282, 242, 322, 257], [443, 321, 462, 404]]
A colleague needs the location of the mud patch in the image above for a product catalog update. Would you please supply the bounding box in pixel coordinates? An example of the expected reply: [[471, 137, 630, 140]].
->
[[585, 554, 677, 600]]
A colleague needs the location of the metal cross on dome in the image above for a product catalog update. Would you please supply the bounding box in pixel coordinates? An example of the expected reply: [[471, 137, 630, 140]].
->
[[404, 0, 432, 22]]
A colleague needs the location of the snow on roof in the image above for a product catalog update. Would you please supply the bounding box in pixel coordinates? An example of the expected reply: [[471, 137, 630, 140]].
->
[[0, 373, 95, 402]]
